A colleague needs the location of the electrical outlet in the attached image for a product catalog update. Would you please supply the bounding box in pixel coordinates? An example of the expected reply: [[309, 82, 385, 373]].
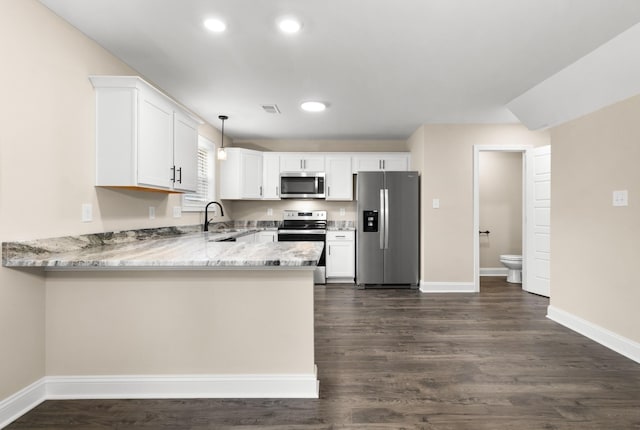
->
[[173, 206, 182, 218], [149, 206, 156, 219], [613, 190, 628, 207], [267, 208, 273, 216], [340, 208, 346, 216], [432, 198, 440, 209], [81, 203, 92, 222]]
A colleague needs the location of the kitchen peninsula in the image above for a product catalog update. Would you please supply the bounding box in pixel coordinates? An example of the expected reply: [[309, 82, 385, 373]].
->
[[2, 226, 322, 399]]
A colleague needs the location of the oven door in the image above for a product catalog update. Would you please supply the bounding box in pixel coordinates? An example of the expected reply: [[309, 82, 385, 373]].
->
[[277, 231, 326, 284], [280, 172, 325, 199]]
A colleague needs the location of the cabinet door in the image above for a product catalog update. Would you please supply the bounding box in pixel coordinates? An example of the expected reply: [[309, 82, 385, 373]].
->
[[326, 156, 353, 201], [172, 112, 198, 192], [262, 153, 281, 199], [256, 231, 277, 243], [280, 155, 304, 172], [326, 240, 355, 278], [303, 156, 325, 172], [137, 90, 174, 189], [236, 233, 256, 243], [242, 151, 263, 198], [381, 155, 409, 171], [352, 156, 382, 173], [279, 154, 325, 172]]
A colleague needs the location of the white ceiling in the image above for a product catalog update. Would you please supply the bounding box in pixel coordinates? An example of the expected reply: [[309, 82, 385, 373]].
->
[[39, 0, 640, 140]]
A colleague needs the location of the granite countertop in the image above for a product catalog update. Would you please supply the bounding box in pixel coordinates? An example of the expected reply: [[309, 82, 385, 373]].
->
[[2, 226, 323, 270]]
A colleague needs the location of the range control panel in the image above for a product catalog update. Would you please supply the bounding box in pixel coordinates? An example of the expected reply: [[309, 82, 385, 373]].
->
[[363, 210, 379, 232]]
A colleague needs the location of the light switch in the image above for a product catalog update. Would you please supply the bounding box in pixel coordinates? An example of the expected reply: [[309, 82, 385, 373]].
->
[[340, 208, 346, 216], [613, 190, 628, 207], [149, 206, 156, 219], [432, 198, 440, 209], [267, 208, 273, 216], [173, 206, 182, 218], [81, 203, 92, 222]]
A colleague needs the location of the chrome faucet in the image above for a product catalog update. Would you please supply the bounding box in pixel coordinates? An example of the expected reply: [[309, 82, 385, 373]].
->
[[204, 201, 224, 232]]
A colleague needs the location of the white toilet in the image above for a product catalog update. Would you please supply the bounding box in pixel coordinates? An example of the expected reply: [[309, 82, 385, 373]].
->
[[499, 254, 523, 284]]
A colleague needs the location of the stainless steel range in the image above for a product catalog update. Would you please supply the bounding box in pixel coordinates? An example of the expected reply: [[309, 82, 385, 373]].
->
[[278, 210, 326, 284]]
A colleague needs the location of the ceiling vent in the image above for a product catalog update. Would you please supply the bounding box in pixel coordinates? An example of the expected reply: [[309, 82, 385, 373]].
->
[[261, 104, 281, 114]]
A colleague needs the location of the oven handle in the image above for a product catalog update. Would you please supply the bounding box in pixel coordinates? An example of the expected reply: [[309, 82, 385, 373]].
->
[[277, 230, 327, 235]]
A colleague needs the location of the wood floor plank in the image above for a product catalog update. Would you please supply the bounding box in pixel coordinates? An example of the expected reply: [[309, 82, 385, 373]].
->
[[7, 277, 640, 429]]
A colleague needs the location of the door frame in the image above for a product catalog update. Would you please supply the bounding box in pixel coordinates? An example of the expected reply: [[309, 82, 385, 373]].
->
[[472, 144, 534, 293]]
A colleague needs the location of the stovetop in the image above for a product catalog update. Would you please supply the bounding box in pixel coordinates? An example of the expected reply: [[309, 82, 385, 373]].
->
[[279, 210, 327, 230]]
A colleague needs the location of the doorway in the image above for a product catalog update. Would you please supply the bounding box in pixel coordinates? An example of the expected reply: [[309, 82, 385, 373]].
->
[[473, 145, 551, 297]]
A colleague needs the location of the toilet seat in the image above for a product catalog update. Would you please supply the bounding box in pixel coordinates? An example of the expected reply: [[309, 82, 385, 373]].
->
[[500, 254, 522, 261]]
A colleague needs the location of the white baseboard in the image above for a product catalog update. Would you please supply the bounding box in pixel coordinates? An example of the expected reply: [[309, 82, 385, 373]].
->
[[419, 282, 476, 293], [547, 305, 640, 364], [0, 370, 319, 428], [480, 267, 508, 276], [0, 378, 46, 429]]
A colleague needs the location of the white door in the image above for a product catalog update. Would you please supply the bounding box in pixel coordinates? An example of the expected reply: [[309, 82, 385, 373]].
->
[[525, 145, 551, 297]]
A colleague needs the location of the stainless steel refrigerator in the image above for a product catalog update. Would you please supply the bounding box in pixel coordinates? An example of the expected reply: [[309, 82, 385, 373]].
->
[[357, 171, 419, 288]]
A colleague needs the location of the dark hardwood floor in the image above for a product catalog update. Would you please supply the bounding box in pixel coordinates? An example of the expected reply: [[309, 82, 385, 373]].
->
[[8, 277, 640, 429]]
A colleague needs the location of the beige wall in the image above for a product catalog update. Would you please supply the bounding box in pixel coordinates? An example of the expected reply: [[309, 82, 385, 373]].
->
[[551, 94, 640, 343], [420, 125, 549, 283], [46, 270, 315, 375], [479, 152, 523, 268], [0, 0, 219, 400]]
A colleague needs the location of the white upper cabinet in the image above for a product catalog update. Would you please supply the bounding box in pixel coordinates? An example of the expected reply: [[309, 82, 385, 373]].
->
[[172, 111, 199, 192], [219, 148, 264, 199], [352, 153, 410, 173], [90, 76, 200, 193], [262, 153, 281, 200], [325, 155, 353, 201], [280, 154, 325, 172]]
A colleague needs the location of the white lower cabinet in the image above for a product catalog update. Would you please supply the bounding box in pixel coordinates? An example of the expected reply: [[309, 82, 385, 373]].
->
[[237, 231, 277, 243], [325, 230, 355, 282], [256, 231, 277, 243]]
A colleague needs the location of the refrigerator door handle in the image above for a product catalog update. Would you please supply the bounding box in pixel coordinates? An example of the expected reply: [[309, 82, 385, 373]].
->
[[384, 188, 390, 249], [379, 188, 385, 249]]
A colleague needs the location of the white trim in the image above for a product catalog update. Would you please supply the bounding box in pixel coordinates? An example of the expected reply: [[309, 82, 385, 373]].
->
[[473, 145, 532, 295], [0, 371, 319, 428], [0, 378, 46, 429], [547, 305, 640, 364], [419, 282, 476, 293], [479, 267, 508, 276]]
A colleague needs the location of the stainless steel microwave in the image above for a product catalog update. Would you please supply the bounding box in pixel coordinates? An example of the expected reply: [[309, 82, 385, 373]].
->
[[279, 172, 326, 199]]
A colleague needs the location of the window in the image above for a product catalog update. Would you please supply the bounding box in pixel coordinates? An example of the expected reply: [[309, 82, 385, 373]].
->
[[182, 136, 216, 211]]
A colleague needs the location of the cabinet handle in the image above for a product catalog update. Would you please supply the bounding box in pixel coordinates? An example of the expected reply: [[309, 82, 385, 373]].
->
[[383, 160, 385, 169], [336, 235, 345, 238], [170, 166, 176, 183], [378, 160, 382, 170], [300, 160, 303, 169], [276, 186, 279, 196], [328, 245, 331, 256], [259, 186, 263, 196], [327, 186, 330, 197], [177, 167, 182, 184]]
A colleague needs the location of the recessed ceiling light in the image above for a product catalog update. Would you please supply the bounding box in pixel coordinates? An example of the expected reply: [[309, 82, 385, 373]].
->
[[204, 18, 226, 33], [300, 101, 326, 112], [278, 18, 302, 34]]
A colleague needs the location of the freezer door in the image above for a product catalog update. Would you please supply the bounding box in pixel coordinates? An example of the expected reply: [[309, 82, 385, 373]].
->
[[356, 172, 384, 285], [383, 172, 420, 285]]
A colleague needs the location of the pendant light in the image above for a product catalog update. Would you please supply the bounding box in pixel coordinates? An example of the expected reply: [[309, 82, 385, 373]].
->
[[217, 115, 228, 160]]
